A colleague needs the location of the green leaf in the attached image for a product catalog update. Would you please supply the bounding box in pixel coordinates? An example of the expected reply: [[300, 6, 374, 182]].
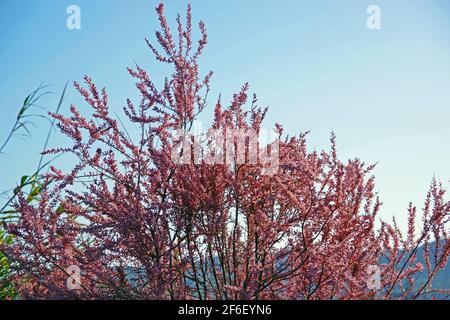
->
[[20, 175, 29, 186], [56, 204, 65, 214], [23, 95, 30, 108]]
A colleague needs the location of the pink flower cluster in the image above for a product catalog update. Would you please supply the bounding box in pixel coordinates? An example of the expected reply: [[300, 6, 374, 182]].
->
[[1, 3, 448, 300]]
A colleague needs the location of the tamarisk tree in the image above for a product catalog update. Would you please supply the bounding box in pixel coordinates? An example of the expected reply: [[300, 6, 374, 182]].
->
[[1, 3, 448, 300]]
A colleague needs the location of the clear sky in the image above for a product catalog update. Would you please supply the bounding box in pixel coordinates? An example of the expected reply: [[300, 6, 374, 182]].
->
[[0, 0, 449, 230]]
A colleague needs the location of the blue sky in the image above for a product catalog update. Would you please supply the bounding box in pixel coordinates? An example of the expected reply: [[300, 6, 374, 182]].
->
[[0, 0, 449, 230]]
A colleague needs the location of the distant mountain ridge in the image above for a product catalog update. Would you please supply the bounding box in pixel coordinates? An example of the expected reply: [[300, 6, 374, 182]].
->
[[124, 241, 449, 299], [409, 242, 449, 299]]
